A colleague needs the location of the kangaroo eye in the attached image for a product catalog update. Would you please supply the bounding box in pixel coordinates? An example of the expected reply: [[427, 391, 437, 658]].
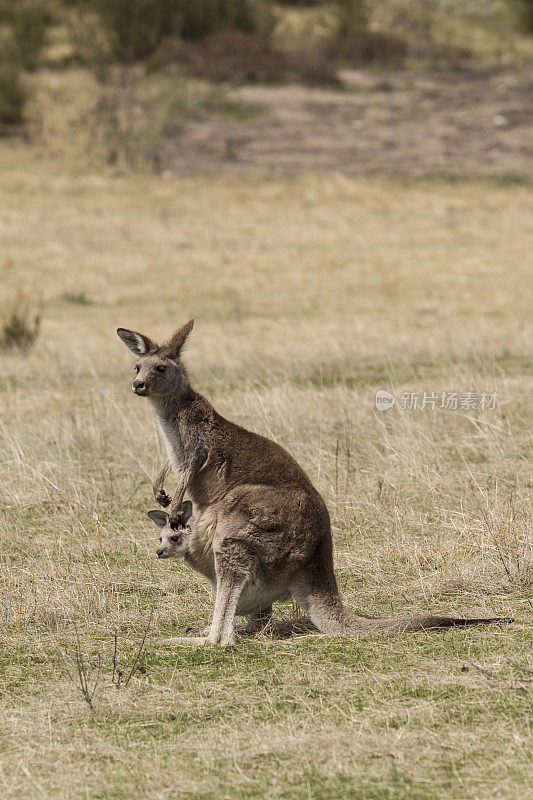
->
[[169, 535, 180, 543], [134, 365, 140, 372], [156, 365, 166, 374], [159, 537, 162, 543]]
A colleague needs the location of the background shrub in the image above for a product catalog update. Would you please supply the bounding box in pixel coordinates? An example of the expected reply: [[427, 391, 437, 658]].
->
[[90, 0, 177, 62], [0, 65, 27, 128], [0, 0, 52, 131], [516, 0, 533, 32], [333, 29, 408, 66], [86, 0, 272, 63], [330, 0, 407, 66], [275, 0, 328, 5], [336, 0, 368, 36], [177, 0, 259, 41], [152, 29, 341, 86], [155, 30, 287, 84], [8, 1, 52, 71]]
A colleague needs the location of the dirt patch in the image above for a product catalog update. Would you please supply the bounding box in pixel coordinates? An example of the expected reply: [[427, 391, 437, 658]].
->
[[159, 69, 532, 178]]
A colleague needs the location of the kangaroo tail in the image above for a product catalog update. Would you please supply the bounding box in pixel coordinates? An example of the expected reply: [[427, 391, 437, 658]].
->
[[299, 585, 512, 636], [292, 548, 512, 636], [323, 611, 513, 635]]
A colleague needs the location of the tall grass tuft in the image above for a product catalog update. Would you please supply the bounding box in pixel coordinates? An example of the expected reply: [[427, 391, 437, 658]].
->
[[0, 295, 41, 351]]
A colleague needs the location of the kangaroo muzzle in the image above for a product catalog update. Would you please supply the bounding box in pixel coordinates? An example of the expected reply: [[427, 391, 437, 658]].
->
[[132, 379, 149, 396]]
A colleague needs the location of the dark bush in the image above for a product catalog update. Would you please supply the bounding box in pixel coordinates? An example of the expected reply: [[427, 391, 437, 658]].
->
[[151, 30, 341, 86], [516, 0, 533, 32], [87, 0, 272, 63], [333, 29, 408, 66], [156, 30, 288, 84], [0, 65, 28, 128], [328, 0, 407, 68], [177, 0, 259, 41], [336, 0, 368, 35], [90, 0, 177, 62], [275, 0, 327, 5], [287, 48, 341, 86], [9, 1, 52, 70]]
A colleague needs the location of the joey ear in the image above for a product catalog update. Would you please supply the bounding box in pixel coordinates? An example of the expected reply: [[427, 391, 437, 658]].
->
[[148, 510, 169, 528], [160, 319, 194, 360], [117, 328, 157, 357], [181, 500, 193, 526]]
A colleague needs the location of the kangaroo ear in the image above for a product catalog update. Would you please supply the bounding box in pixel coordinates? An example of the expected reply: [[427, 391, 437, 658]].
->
[[117, 328, 156, 356], [160, 319, 194, 360], [181, 500, 193, 527], [147, 510, 169, 528]]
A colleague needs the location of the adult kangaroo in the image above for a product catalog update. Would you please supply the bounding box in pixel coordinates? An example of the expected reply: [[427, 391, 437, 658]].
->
[[117, 320, 510, 646]]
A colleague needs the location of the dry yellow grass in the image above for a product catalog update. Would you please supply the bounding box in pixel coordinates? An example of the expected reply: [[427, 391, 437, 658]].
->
[[0, 140, 532, 799]]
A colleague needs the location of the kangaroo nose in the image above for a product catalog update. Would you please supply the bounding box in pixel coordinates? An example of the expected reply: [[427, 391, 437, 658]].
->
[[133, 380, 147, 395], [157, 549, 164, 558]]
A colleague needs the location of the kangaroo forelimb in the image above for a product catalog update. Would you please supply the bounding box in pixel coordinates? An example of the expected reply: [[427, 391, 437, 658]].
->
[[153, 460, 172, 508], [168, 448, 209, 529], [168, 474, 188, 527]]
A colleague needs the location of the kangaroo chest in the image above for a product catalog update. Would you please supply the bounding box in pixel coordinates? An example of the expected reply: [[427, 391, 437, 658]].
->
[[184, 505, 217, 582], [157, 416, 186, 472]]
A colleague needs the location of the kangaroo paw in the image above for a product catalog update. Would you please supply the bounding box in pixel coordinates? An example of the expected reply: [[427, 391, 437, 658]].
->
[[155, 491, 171, 508], [169, 511, 183, 529]]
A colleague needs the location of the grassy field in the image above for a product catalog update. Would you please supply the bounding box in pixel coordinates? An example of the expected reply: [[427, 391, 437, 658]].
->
[[0, 134, 532, 800]]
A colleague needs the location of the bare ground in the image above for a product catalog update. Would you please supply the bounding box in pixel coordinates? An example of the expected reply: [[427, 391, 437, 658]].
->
[[161, 69, 533, 178]]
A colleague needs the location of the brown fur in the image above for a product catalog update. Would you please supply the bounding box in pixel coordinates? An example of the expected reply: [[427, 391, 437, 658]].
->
[[118, 321, 512, 646]]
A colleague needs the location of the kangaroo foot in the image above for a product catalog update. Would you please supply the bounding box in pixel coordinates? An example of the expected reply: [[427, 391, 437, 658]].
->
[[161, 636, 207, 647], [206, 629, 236, 647]]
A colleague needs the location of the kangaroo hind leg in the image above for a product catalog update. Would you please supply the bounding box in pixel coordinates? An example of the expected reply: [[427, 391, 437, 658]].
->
[[208, 540, 255, 646]]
